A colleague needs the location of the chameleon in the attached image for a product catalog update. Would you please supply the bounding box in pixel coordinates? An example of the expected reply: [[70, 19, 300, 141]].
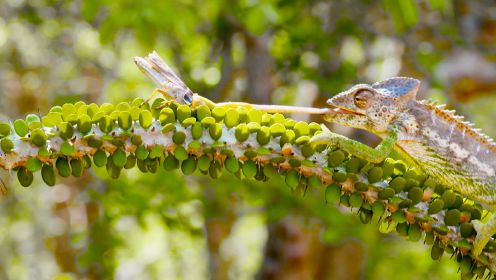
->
[[310, 77, 496, 256], [134, 51, 496, 256]]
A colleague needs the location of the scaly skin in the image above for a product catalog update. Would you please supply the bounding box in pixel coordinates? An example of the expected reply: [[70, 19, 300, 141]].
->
[[310, 77, 496, 256]]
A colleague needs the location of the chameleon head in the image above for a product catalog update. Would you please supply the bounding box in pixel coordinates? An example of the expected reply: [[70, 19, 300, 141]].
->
[[324, 77, 420, 134]]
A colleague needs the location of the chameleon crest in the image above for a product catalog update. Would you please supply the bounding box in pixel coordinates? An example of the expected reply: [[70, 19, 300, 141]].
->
[[325, 77, 420, 135]]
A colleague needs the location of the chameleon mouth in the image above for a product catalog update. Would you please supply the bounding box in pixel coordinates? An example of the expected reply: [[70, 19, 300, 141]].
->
[[327, 99, 364, 116], [332, 107, 365, 116]]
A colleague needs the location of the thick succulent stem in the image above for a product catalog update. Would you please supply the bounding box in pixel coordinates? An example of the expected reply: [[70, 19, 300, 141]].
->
[[0, 98, 495, 278]]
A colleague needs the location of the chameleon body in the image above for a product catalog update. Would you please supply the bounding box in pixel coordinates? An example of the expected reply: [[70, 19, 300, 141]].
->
[[310, 77, 496, 256]]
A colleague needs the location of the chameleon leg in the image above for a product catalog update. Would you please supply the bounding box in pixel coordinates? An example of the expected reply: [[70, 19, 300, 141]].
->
[[472, 214, 496, 256], [310, 125, 398, 163]]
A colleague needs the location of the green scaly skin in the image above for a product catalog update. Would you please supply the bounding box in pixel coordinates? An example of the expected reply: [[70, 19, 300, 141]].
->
[[311, 124, 399, 164], [310, 77, 496, 256]]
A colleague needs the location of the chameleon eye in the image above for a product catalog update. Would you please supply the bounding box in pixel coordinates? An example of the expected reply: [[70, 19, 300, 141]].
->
[[354, 89, 373, 109]]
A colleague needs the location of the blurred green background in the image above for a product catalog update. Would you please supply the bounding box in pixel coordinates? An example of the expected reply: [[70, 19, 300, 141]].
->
[[1, 0, 496, 279]]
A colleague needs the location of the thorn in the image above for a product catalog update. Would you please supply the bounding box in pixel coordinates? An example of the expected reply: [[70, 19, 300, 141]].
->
[[37, 107, 43, 121], [0, 175, 8, 196], [376, 216, 382, 226]]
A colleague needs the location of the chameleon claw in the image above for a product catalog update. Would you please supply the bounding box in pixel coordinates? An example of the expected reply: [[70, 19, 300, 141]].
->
[[309, 124, 340, 148], [472, 220, 490, 256], [471, 215, 496, 256], [320, 123, 331, 133], [472, 220, 486, 256]]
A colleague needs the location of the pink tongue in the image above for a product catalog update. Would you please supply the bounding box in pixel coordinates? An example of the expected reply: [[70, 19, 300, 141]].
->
[[332, 107, 364, 116], [334, 108, 351, 114]]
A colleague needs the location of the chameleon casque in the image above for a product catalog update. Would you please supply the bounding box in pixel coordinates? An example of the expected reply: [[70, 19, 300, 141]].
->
[[311, 77, 496, 256], [134, 52, 496, 256]]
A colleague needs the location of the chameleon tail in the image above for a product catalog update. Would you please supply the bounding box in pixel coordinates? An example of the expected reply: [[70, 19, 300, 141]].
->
[[472, 214, 496, 256]]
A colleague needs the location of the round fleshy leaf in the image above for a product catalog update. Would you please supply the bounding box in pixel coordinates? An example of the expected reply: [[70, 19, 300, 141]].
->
[[0, 122, 11, 137], [13, 119, 29, 137]]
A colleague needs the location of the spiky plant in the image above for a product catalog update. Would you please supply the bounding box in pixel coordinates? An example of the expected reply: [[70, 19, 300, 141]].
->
[[0, 97, 495, 278]]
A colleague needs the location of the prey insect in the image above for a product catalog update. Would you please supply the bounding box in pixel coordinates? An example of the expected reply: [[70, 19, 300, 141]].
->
[[134, 51, 331, 115], [134, 51, 195, 106]]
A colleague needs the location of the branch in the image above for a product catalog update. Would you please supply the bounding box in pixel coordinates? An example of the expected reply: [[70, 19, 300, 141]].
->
[[0, 98, 494, 278]]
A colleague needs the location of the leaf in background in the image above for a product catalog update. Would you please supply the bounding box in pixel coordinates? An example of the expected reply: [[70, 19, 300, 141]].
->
[[81, 0, 103, 22], [382, 0, 419, 32]]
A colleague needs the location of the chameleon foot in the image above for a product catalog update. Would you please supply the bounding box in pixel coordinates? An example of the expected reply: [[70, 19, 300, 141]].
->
[[309, 124, 396, 163], [309, 124, 343, 147], [472, 216, 496, 256]]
